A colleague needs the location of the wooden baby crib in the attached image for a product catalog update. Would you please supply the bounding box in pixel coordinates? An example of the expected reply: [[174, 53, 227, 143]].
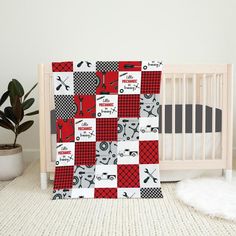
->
[[39, 64, 233, 190]]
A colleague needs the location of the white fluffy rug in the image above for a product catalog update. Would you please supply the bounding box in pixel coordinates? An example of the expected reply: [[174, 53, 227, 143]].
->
[[176, 177, 236, 221]]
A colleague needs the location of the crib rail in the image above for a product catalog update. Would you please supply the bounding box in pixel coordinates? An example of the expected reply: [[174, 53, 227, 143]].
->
[[159, 65, 233, 172]]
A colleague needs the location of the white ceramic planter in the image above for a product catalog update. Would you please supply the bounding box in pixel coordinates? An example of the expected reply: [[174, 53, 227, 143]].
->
[[0, 144, 23, 181]]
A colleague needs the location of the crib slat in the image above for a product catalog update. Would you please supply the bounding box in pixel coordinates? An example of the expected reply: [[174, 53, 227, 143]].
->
[[208, 78, 211, 105], [179, 78, 182, 103], [212, 74, 216, 159], [161, 74, 166, 161], [172, 74, 176, 161], [221, 72, 227, 162], [202, 74, 206, 160], [192, 74, 196, 160], [182, 74, 186, 160], [217, 76, 220, 108], [220, 74, 223, 108]]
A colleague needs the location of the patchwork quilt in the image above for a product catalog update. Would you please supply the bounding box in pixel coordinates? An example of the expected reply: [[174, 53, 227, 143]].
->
[[52, 61, 163, 199]]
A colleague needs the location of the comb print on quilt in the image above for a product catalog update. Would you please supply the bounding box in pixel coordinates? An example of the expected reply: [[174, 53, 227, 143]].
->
[[52, 61, 163, 199]]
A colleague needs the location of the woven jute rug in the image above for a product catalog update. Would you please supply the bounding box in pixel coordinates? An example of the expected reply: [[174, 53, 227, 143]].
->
[[0, 160, 236, 236]]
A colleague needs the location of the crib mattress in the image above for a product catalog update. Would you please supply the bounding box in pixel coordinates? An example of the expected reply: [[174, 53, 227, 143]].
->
[[50, 104, 222, 176], [50, 104, 222, 134]]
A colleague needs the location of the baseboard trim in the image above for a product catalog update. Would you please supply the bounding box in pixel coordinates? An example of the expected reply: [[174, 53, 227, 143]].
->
[[23, 149, 39, 161]]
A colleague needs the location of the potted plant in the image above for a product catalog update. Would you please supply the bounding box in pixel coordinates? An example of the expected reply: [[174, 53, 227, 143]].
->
[[0, 79, 38, 180]]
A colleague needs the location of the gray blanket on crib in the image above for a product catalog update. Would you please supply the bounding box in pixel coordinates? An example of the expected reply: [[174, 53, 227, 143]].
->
[[50, 104, 222, 134]]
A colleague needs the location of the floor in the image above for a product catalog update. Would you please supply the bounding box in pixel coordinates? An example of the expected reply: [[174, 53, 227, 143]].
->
[[0, 156, 236, 236]]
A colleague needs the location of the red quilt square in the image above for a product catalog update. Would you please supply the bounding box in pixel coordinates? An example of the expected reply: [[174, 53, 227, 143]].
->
[[54, 166, 74, 190], [139, 141, 159, 164], [141, 71, 161, 94], [119, 61, 142, 71], [96, 71, 118, 94], [52, 61, 73, 72], [74, 95, 96, 118], [95, 188, 117, 198], [118, 164, 140, 188], [96, 118, 117, 141], [118, 95, 140, 118], [56, 119, 74, 142], [75, 142, 96, 165]]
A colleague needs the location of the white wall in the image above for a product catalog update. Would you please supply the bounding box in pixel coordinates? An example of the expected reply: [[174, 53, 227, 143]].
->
[[0, 0, 235, 155]]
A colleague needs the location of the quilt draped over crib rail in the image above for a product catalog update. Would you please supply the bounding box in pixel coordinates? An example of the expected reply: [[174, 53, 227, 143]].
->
[[52, 61, 163, 199]]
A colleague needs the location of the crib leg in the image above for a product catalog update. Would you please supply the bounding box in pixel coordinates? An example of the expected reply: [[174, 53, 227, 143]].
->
[[224, 169, 232, 182], [40, 172, 48, 190]]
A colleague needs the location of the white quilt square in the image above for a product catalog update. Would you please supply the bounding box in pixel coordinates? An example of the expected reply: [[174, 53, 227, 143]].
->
[[117, 188, 140, 199], [96, 95, 118, 118], [141, 61, 163, 71], [139, 117, 159, 140], [71, 188, 94, 198], [118, 72, 141, 94], [73, 61, 96, 71], [117, 141, 139, 164], [95, 165, 117, 188], [55, 142, 75, 166], [75, 118, 96, 142], [53, 72, 74, 95], [140, 164, 161, 188]]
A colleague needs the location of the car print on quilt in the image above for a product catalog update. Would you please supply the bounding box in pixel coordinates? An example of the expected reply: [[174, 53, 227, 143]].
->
[[52, 61, 163, 199]]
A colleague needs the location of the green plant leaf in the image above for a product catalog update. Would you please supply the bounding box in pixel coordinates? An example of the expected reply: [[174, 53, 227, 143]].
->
[[0, 110, 14, 126], [4, 107, 17, 124], [0, 110, 5, 118], [8, 82, 20, 107], [17, 120, 34, 134], [8, 79, 24, 97], [12, 96, 23, 122], [0, 119, 15, 131], [0, 91, 9, 107], [8, 81, 16, 96], [12, 79, 24, 96], [23, 83, 37, 101], [22, 98, 35, 110], [25, 110, 39, 116]]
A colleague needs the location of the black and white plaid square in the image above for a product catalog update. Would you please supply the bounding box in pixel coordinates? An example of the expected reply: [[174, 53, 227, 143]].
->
[[74, 72, 97, 95], [54, 95, 75, 119], [96, 61, 119, 72], [140, 187, 163, 198]]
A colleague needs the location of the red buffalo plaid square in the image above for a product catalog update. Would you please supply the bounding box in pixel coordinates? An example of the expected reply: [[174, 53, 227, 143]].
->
[[95, 188, 117, 198], [74, 95, 96, 118], [96, 118, 117, 141], [53, 166, 74, 190], [75, 142, 96, 165], [118, 94, 140, 118], [52, 61, 73, 72], [139, 141, 159, 164], [118, 164, 140, 188], [141, 71, 161, 94]]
